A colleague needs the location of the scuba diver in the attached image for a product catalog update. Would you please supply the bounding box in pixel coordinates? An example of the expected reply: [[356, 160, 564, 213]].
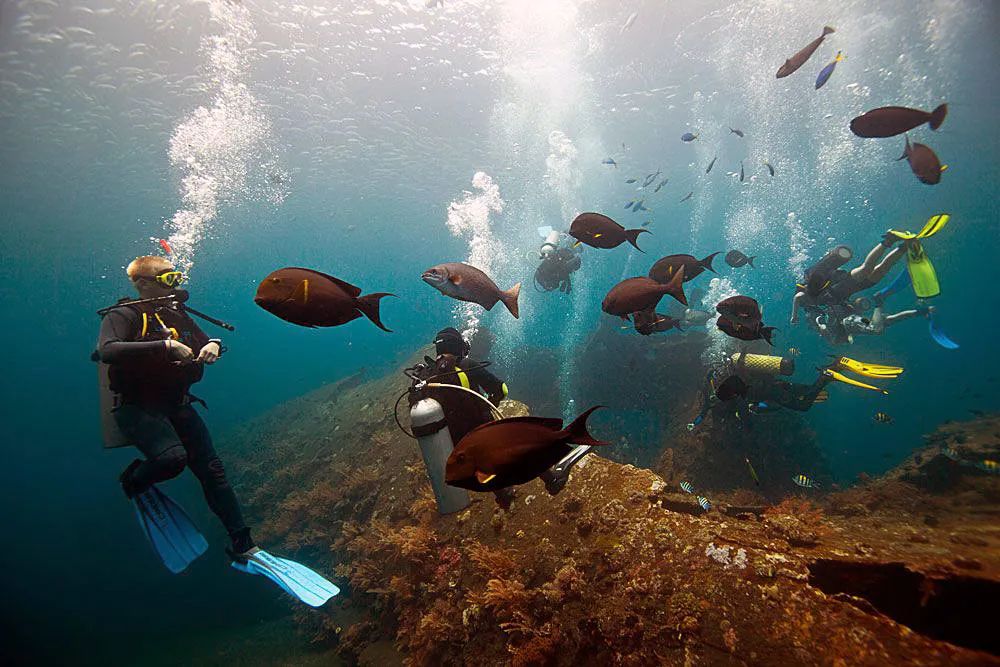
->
[[809, 303, 933, 346], [409, 327, 585, 503], [533, 226, 582, 294], [94, 256, 338, 606], [687, 352, 901, 429]]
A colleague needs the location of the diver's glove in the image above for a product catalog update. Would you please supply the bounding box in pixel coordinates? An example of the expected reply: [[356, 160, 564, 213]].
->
[[165, 339, 194, 362], [197, 341, 221, 365]]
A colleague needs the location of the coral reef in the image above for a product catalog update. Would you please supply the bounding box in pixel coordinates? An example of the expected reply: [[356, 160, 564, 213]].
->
[[222, 362, 1000, 666]]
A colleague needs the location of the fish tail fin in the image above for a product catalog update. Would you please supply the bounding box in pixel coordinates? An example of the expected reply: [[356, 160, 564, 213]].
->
[[624, 228, 649, 252], [501, 282, 521, 319], [701, 251, 720, 273], [822, 26, 835, 35], [896, 136, 910, 161], [929, 103, 948, 130], [356, 293, 395, 332], [558, 406, 610, 447], [748, 256, 756, 268], [761, 326, 777, 346], [664, 265, 688, 305]]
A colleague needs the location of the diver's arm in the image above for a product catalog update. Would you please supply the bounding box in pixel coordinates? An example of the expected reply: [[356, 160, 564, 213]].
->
[[468, 364, 508, 406], [790, 292, 804, 324], [97, 309, 170, 362]]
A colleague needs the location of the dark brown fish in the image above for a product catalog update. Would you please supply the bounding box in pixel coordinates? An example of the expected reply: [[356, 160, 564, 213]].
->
[[422, 262, 521, 318], [648, 252, 719, 284], [445, 406, 609, 491], [715, 374, 748, 401], [603, 269, 687, 317], [776, 26, 834, 78], [254, 267, 394, 331], [850, 104, 947, 138], [570, 212, 649, 251], [897, 135, 944, 185], [715, 295, 762, 325], [633, 309, 684, 336], [717, 315, 776, 346]]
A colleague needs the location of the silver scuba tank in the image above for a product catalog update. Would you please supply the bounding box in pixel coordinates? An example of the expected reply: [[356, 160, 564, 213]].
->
[[410, 397, 470, 514]]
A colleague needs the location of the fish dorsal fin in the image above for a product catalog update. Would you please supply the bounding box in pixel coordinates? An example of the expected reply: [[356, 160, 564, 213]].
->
[[492, 416, 564, 430], [292, 279, 309, 304], [287, 267, 361, 297], [475, 470, 496, 484]]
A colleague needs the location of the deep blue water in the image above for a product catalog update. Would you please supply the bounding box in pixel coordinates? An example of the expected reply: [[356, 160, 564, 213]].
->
[[1, 0, 998, 662]]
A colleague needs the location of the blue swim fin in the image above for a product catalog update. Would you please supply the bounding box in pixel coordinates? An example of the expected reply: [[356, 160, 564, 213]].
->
[[928, 313, 959, 350], [232, 548, 340, 607], [133, 486, 209, 574], [873, 269, 911, 306]]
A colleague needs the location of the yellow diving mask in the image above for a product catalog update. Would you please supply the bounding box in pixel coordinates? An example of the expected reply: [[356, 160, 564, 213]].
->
[[153, 270, 186, 288]]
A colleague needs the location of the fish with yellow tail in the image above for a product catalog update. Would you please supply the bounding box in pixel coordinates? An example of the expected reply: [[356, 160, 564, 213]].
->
[[793, 474, 819, 489]]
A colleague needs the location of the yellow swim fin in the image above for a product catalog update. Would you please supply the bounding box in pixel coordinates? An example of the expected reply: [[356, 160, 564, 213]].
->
[[823, 369, 889, 395], [916, 213, 950, 239], [886, 229, 916, 240], [834, 356, 904, 378], [906, 240, 940, 299]]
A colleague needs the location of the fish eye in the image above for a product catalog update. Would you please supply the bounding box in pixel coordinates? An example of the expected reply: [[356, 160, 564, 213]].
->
[[271, 278, 280, 283]]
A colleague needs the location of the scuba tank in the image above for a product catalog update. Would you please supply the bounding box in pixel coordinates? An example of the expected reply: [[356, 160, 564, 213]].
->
[[409, 396, 471, 515], [731, 352, 795, 376], [804, 245, 852, 282], [539, 228, 561, 259]]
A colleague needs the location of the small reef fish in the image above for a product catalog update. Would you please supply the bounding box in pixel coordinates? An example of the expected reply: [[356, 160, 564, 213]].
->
[[730, 127, 744, 138], [850, 104, 948, 138], [977, 460, 999, 474], [680, 481, 694, 494], [625, 177, 638, 184], [725, 250, 755, 268], [787, 347, 801, 357], [706, 156, 717, 174], [642, 171, 660, 187], [255, 267, 394, 331], [602, 272, 688, 317], [446, 407, 609, 491], [649, 252, 720, 284], [632, 199, 650, 213], [941, 446, 960, 461], [633, 309, 684, 336], [641, 219, 653, 227], [654, 178, 668, 192], [680, 191, 694, 202], [624, 199, 636, 210], [717, 315, 776, 346], [682, 308, 712, 326], [570, 212, 649, 251], [715, 295, 763, 326], [715, 374, 748, 401], [620, 11, 638, 34], [158, 238, 173, 255], [697, 496, 711, 511], [739, 161, 745, 183], [793, 474, 819, 488], [745, 457, 760, 486], [776, 26, 835, 78], [898, 135, 945, 185], [815, 51, 843, 89], [873, 412, 893, 424], [422, 262, 521, 318], [764, 162, 775, 176], [680, 132, 698, 142], [602, 158, 617, 167]]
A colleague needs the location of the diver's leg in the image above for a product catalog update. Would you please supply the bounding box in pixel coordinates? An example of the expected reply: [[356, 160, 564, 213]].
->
[[883, 308, 922, 328], [170, 404, 251, 549], [868, 246, 906, 285], [116, 404, 188, 497], [776, 375, 830, 412], [849, 243, 888, 282]]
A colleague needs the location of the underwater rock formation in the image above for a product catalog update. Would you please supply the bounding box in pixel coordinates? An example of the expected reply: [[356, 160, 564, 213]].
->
[[223, 367, 1000, 665]]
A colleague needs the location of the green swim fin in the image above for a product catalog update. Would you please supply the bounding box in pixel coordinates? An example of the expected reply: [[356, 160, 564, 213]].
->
[[886, 213, 950, 241], [906, 240, 940, 299]]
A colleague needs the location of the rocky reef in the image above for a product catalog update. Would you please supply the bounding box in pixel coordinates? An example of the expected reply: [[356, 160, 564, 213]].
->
[[223, 357, 1000, 666]]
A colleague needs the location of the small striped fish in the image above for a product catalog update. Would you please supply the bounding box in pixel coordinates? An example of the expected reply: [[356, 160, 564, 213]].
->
[[792, 474, 819, 489], [977, 459, 999, 474], [697, 496, 711, 511], [873, 412, 893, 424], [680, 481, 694, 494], [941, 446, 960, 461]]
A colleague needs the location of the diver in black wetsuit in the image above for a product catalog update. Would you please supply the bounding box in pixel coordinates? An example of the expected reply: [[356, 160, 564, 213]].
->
[[95, 255, 254, 555], [534, 232, 582, 294]]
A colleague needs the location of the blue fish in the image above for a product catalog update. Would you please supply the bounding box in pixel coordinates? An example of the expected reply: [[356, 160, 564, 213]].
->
[[697, 496, 711, 511], [632, 199, 649, 212], [642, 170, 660, 187], [680, 132, 698, 142], [815, 51, 843, 90], [680, 481, 694, 494], [602, 158, 617, 168], [654, 178, 668, 192], [706, 156, 717, 174], [792, 474, 819, 489], [680, 191, 693, 202], [624, 199, 636, 210]]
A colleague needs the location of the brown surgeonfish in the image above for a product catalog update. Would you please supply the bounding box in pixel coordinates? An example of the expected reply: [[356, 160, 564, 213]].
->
[[633, 309, 685, 336], [776, 26, 834, 78], [648, 252, 719, 284], [715, 295, 763, 326], [445, 406, 609, 491], [603, 269, 687, 318], [897, 135, 944, 185], [569, 212, 649, 251], [254, 267, 394, 331], [850, 104, 947, 138], [717, 315, 776, 346], [422, 262, 521, 318]]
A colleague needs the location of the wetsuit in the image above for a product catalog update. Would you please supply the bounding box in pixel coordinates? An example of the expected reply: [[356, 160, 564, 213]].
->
[[97, 299, 249, 545], [747, 374, 829, 412], [535, 247, 582, 293], [420, 355, 507, 444]]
